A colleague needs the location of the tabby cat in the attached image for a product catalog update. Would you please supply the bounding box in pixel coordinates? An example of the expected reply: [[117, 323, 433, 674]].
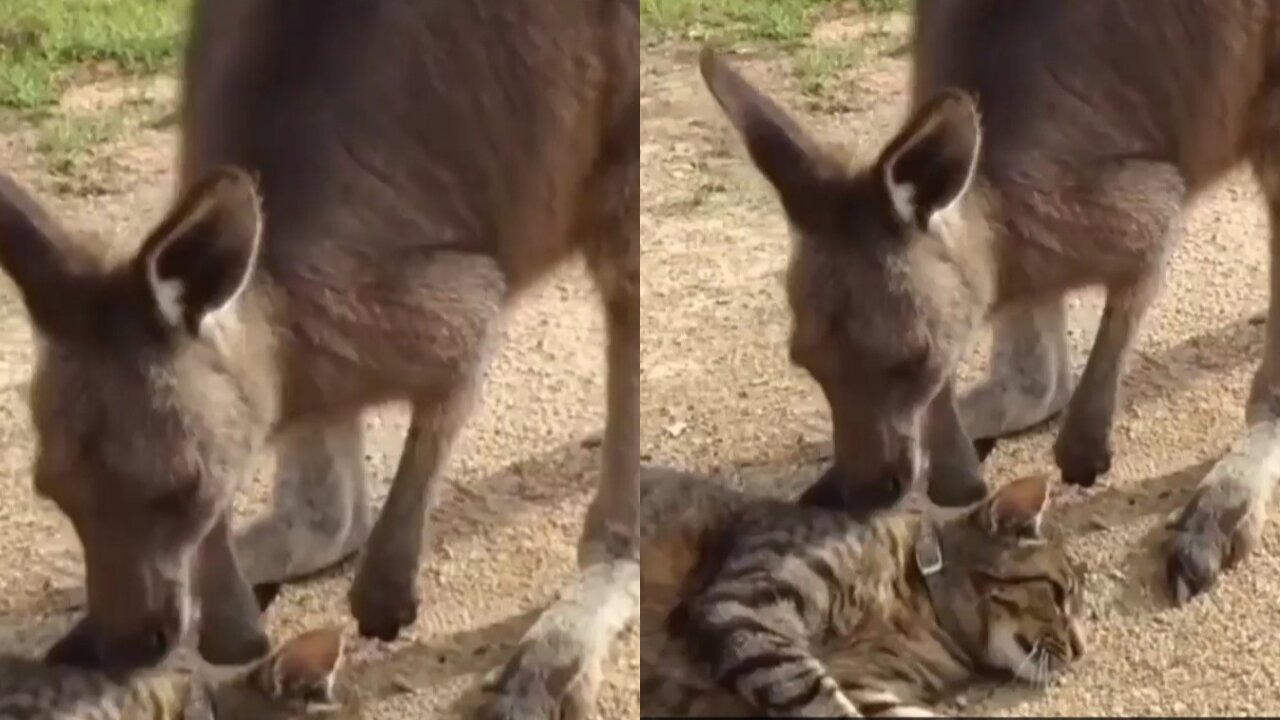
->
[[640, 474, 1087, 718], [0, 626, 345, 720]]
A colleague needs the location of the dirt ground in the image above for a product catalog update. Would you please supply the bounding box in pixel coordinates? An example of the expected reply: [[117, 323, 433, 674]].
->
[[0, 86, 638, 720], [640, 16, 1280, 719], [4, 11, 1280, 719]]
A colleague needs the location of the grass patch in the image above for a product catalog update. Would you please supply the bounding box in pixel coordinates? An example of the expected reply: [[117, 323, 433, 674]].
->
[[0, 0, 187, 110], [33, 90, 170, 191], [792, 46, 857, 97], [641, 0, 907, 43], [36, 112, 123, 176]]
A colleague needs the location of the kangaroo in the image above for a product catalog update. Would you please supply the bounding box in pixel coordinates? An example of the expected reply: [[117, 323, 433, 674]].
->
[[0, 0, 638, 716], [700, 0, 1280, 606]]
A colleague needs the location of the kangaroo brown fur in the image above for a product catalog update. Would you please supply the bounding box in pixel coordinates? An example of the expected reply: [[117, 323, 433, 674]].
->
[[700, 0, 1280, 605], [0, 0, 638, 715]]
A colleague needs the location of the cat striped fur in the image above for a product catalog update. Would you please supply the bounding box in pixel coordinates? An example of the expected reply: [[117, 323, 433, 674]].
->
[[0, 626, 345, 720], [640, 472, 1087, 718]]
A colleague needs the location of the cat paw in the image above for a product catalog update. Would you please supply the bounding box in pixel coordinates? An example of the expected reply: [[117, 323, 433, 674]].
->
[[479, 634, 602, 720]]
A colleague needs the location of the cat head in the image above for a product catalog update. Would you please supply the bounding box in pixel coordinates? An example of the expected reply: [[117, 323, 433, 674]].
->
[[932, 474, 1087, 683], [183, 626, 347, 719]]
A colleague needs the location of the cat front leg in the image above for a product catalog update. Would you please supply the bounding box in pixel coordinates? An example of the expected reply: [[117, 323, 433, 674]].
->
[[683, 600, 861, 717], [842, 685, 939, 717]]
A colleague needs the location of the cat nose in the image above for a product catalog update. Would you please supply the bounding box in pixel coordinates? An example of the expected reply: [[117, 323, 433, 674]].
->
[[1068, 624, 1086, 659]]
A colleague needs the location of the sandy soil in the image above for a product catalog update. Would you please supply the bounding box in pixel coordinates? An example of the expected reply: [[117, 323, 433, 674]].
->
[[0, 81, 638, 717], [5, 11, 1280, 718], [639, 16, 1280, 719]]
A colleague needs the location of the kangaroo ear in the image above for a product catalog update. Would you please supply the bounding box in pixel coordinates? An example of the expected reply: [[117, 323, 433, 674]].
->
[[138, 166, 262, 335], [249, 626, 346, 706], [975, 474, 1051, 540], [877, 89, 981, 231], [699, 47, 841, 231], [0, 173, 97, 339]]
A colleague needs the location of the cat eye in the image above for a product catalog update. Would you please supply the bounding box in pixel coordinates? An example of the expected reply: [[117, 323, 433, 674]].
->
[[1049, 579, 1071, 608], [1014, 634, 1035, 655]]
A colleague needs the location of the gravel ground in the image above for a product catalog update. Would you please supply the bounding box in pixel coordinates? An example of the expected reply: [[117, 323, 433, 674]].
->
[[639, 19, 1280, 718], [5, 14, 1280, 719]]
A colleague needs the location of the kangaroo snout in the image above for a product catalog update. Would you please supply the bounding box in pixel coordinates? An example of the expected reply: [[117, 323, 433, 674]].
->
[[45, 596, 185, 672], [799, 454, 919, 516]]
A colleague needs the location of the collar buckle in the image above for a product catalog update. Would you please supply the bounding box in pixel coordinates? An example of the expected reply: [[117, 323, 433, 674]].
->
[[915, 519, 944, 577]]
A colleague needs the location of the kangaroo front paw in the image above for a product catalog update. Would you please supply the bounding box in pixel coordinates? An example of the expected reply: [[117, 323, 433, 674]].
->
[[349, 566, 418, 642], [1054, 425, 1112, 488]]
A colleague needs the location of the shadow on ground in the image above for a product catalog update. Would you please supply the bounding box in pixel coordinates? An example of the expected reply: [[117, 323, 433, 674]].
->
[[0, 429, 618, 719], [637, 310, 1265, 716]]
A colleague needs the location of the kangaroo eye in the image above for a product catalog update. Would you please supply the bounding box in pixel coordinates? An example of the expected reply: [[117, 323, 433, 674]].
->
[[148, 482, 199, 513], [885, 351, 929, 381]]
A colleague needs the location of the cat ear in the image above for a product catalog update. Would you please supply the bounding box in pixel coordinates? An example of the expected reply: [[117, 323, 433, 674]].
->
[[250, 626, 346, 706], [975, 474, 1051, 539]]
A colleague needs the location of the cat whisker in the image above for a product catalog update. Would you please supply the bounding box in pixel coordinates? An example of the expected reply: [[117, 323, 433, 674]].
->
[[1011, 645, 1037, 684], [1038, 650, 1056, 689], [1030, 641, 1053, 689]]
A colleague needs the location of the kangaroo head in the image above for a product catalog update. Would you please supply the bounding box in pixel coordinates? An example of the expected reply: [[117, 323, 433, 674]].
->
[[700, 48, 993, 509], [0, 167, 272, 670]]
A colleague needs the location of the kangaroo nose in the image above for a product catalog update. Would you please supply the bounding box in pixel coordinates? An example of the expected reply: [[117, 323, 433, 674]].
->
[[113, 614, 179, 670], [108, 600, 185, 671], [798, 463, 910, 515], [879, 465, 909, 502], [881, 456, 920, 499], [799, 464, 848, 509], [44, 613, 176, 672]]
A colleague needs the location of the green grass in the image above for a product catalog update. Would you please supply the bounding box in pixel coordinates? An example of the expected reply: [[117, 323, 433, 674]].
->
[[0, 0, 187, 110], [34, 92, 166, 179], [36, 112, 123, 176], [640, 0, 906, 43]]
